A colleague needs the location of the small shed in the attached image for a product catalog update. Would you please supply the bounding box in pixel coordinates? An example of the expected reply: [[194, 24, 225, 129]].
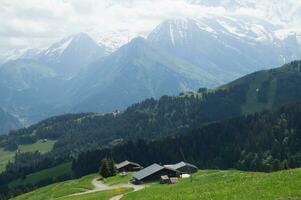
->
[[132, 163, 179, 184], [160, 175, 169, 184], [164, 161, 198, 174], [115, 160, 143, 172], [169, 177, 178, 184], [160, 175, 179, 184]]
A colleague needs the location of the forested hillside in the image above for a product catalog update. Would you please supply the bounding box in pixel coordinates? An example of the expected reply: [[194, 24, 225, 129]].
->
[[73, 102, 301, 176]]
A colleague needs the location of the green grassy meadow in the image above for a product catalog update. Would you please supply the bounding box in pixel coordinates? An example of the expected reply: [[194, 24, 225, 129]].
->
[[124, 169, 301, 200], [12, 173, 132, 200], [12, 168, 301, 200], [18, 140, 56, 153], [103, 172, 133, 185], [0, 148, 15, 172], [12, 173, 97, 200]]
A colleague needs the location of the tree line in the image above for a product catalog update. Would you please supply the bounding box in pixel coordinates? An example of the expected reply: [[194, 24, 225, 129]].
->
[[72, 102, 301, 176]]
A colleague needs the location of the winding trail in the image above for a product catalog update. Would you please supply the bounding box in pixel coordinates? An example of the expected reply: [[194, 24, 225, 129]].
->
[[69, 177, 146, 199]]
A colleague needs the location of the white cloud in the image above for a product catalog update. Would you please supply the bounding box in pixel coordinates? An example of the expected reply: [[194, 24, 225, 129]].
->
[[0, 0, 300, 53]]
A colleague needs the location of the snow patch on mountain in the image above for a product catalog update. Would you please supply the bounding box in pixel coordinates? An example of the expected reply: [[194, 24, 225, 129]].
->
[[45, 37, 73, 57], [149, 15, 281, 45], [275, 29, 301, 45], [97, 30, 147, 53], [195, 20, 216, 34], [0, 48, 30, 64]]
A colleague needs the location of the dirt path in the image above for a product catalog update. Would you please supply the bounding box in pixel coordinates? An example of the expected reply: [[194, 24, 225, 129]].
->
[[69, 177, 145, 199], [109, 184, 145, 200], [110, 194, 124, 200]]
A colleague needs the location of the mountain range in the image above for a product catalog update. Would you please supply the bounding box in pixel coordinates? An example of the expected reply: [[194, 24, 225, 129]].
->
[[0, 14, 301, 134]]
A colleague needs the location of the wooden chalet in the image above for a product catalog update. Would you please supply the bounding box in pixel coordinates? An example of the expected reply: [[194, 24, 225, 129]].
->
[[132, 163, 179, 184], [164, 161, 198, 174], [115, 160, 143, 172]]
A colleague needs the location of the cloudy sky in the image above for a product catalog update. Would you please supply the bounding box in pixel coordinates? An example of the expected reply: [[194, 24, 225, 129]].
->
[[0, 0, 300, 53]]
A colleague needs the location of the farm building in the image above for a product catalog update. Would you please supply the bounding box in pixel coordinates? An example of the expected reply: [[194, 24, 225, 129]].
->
[[132, 163, 179, 184], [115, 160, 143, 172], [164, 161, 198, 174], [160, 175, 178, 184]]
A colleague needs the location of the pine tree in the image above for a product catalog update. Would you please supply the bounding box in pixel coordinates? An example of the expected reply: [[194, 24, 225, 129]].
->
[[99, 158, 110, 178], [99, 158, 116, 178], [108, 159, 117, 177]]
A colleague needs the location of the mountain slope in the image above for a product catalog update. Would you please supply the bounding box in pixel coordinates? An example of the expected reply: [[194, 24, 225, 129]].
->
[[0, 33, 108, 127], [148, 16, 301, 82], [0, 59, 66, 125], [71, 37, 219, 112], [35, 33, 107, 78], [0, 108, 22, 134], [222, 60, 301, 114]]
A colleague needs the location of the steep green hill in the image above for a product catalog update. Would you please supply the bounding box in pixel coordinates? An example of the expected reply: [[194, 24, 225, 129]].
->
[[222, 60, 301, 114]]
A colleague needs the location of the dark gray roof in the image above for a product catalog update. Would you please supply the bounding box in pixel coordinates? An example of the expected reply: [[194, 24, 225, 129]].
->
[[164, 161, 198, 170], [133, 163, 163, 181], [115, 160, 141, 169]]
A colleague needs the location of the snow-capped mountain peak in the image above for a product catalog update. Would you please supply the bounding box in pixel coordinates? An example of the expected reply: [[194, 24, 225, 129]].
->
[[36, 32, 108, 78], [148, 15, 283, 47], [43, 32, 98, 58], [148, 18, 196, 47]]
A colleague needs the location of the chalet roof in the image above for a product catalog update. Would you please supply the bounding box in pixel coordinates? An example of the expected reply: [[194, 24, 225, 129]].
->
[[115, 160, 141, 169], [133, 163, 178, 181], [164, 161, 198, 170], [133, 163, 163, 181]]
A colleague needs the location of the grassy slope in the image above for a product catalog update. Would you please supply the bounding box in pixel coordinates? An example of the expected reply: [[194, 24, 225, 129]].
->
[[219, 62, 301, 115], [9, 162, 72, 188], [0, 148, 15, 172], [18, 140, 56, 153], [124, 169, 301, 200], [13, 168, 301, 200], [0, 140, 56, 173], [12, 174, 97, 200], [12, 173, 132, 200], [103, 173, 133, 185]]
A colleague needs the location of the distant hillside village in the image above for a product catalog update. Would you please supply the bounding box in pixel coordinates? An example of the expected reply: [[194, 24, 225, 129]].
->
[[100, 159, 198, 185]]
